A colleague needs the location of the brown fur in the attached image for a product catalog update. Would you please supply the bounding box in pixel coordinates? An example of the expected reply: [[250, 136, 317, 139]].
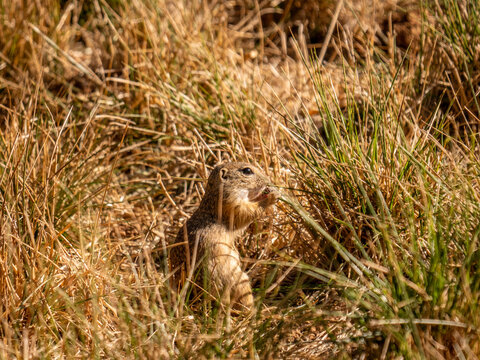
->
[[169, 162, 277, 311]]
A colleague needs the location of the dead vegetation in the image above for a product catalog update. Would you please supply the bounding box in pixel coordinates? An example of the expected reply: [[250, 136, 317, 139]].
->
[[1, 0, 479, 358]]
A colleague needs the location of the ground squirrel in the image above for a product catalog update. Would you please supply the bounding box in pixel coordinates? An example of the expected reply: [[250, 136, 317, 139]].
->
[[170, 162, 278, 310]]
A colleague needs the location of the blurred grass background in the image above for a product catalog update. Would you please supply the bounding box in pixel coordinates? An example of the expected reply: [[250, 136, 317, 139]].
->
[[0, 0, 479, 358]]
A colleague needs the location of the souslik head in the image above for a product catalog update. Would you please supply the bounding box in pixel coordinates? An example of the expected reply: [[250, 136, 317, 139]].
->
[[200, 162, 278, 230]]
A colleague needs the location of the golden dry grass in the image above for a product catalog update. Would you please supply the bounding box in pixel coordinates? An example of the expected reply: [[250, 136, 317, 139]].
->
[[1, 0, 480, 358]]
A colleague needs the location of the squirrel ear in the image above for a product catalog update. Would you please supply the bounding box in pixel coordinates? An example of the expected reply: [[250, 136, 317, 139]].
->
[[219, 168, 228, 181]]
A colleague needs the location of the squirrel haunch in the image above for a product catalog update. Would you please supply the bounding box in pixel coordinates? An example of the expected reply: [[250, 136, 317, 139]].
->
[[169, 162, 277, 310]]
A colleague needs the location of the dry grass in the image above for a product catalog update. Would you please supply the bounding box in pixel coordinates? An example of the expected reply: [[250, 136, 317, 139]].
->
[[1, 0, 479, 358]]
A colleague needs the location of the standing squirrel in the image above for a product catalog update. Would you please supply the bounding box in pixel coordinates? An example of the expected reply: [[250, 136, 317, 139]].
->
[[169, 162, 278, 310]]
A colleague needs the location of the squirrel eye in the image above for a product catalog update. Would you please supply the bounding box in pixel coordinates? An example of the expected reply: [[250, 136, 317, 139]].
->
[[240, 167, 254, 175]]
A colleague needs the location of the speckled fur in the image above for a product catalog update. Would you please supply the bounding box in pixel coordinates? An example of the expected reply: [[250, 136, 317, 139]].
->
[[169, 162, 277, 310]]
